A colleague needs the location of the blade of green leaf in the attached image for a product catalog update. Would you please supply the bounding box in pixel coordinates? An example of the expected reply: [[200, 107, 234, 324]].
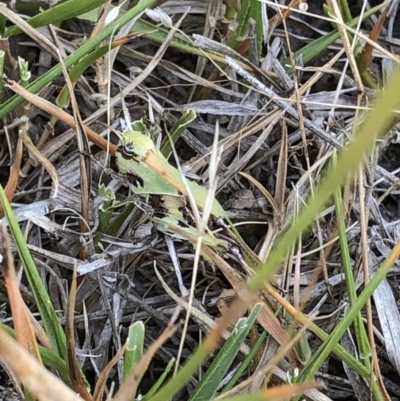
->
[[188, 304, 262, 401], [0, 322, 70, 384], [124, 321, 145, 380], [333, 153, 372, 363], [291, 242, 400, 401], [0, 0, 159, 120], [249, 0, 263, 58], [143, 358, 176, 400], [247, 65, 400, 294], [5, 0, 109, 37], [0, 185, 67, 359], [282, 2, 385, 74], [222, 330, 267, 393], [160, 109, 197, 158]]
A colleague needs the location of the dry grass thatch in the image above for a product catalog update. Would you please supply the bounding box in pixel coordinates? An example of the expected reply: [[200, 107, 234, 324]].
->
[[1, 1, 400, 400]]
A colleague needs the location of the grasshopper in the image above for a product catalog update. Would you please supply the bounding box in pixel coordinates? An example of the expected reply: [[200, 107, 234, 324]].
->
[[115, 120, 261, 266]]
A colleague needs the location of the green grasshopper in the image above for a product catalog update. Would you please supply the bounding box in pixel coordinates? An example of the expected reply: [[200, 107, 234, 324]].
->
[[115, 120, 260, 265], [116, 120, 228, 249]]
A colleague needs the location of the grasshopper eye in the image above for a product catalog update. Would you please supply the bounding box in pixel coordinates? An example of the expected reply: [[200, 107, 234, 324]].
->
[[119, 142, 137, 159]]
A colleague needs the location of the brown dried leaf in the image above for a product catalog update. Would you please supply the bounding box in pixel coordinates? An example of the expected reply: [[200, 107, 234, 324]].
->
[[65, 266, 92, 401], [5, 81, 115, 155], [0, 136, 22, 218], [0, 223, 40, 360], [358, 3, 390, 71], [0, 327, 83, 401]]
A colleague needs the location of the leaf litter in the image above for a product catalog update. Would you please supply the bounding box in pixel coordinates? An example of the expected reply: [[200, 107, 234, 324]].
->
[[1, 1, 400, 400]]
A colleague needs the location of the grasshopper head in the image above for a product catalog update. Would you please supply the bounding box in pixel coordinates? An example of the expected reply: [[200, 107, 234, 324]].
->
[[117, 129, 156, 162]]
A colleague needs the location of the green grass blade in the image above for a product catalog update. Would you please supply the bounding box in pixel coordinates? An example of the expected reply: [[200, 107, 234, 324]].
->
[[249, 0, 263, 57], [282, 2, 385, 73], [124, 321, 145, 379], [226, 0, 250, 51], [0, 185, 67, 359], [0, 3, 244, 120], [160, 109, 197, 158], [0, 0, 159, 119], [188, 304, 262, 401], [333, 154, 372, 363], [292, 245, 400, 401], [247, 65, 400, 294], [0, 322, 70, 384], [339, 0, 354, 22], [0, 12, 6, 35], [129, 18, 222, 59], [143, 358, 175, 400], [5, 0, 109, 37], [95, 184, 118, 251], [147, 323, 240, 401], [222, 331, 267, 393], [236, 0, 251, 40], [57, 42, 122, 107], [107, 202, 136, 237]]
